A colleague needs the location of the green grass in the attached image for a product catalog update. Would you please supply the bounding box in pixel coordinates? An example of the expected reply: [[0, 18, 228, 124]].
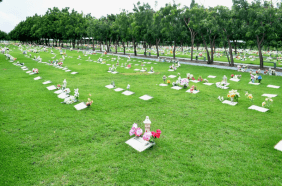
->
[[1, 44, 282, 185]]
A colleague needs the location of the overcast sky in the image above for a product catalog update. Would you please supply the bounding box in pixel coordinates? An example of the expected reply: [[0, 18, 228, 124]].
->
[[0, 0, 255, 34]]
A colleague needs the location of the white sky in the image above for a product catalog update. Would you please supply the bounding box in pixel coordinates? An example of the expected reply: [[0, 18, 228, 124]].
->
[[0, 0, 256, 33]]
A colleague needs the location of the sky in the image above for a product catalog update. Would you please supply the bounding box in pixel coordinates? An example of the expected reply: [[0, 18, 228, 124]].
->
[[0, 0, 256, 34]]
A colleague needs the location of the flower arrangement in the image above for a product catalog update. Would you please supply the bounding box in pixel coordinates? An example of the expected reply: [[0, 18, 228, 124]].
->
[[218, 96, 224, 102], [32, 68, 38, 74], [144, 129, 161, 142], [57, 84, 61, 89], [231, 74, 234, 78], [64, 88, 71, 94], [198, 76, 203, 82], [58, 62, 63, 66], [129, 123, 143, 137], [245, 92, 253, 102], [227, 89, 240, 102], [86, 98, 93, 106], [167, 80, 170, 84], [64, 96, 76, 104], [262, 97, 273, 108], [203, 79, 208, 83]]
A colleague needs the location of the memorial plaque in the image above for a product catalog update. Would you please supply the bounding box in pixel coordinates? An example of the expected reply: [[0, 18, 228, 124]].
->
[[274, 140, 282, 152], [43, 80, 51, 84], [34, 76, 42, 80], [261, 94, 277, 98], [139, 95, 153, 100], [114, 88, 124, 92], [230, 78, 240, 82], [122, 90, 134, 96], [125, 137, 155, 152], [248, 105, 269, 112], [222, 100, 237, 106], [171, 86, 182, 90], [74, 102, 87, 111], [249, 82, 260, 85], [58, 93, 68, 99], [46, 85, 57, 90], [203, 83, 214, 86], [267, 85, 280, 89], [208, 75, 216, 78], [168, 75, 176, 78], [159, 84, 168, 86], [54, 90, 63, 94], [186, 90, 200, 94], [105, 85, 115, 89]]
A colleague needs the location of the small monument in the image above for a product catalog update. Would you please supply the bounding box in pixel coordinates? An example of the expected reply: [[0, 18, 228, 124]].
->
[[143, 116, 151, 133]]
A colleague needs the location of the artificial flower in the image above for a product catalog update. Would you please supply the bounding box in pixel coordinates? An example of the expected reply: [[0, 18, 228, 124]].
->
[[143, 132, 152, 141], [135, 128, 143, 136]]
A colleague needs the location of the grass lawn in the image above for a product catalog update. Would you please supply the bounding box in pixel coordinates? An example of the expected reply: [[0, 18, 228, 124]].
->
[[1, 44, 282, 185]]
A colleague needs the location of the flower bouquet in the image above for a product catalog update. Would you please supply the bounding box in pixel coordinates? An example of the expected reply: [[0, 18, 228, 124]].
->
[[227, 89, 240, 102], [262, 97, 273, 108], [86, 98, 93, 106], [129, 123, 143, 138], [32, 68, 38, 74], [245, 92, 253, 102], [56, 84, 61, 90], [144, 129, 161, 144], [64, 96, 76, 104], [58, 62, 63, 66]]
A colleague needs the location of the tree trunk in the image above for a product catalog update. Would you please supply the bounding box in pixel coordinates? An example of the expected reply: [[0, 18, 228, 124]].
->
[[234, 40, 237, 54], [201, 34, 211, 63], [144, 41, 147, 56], [93, 39, 95, 51], [173, 40, 176, 59], [100, 40, 102, 52], [224, 44, 231, 66], [127, 41, 128, 47], [133, 39, 137, 56], [227, 36, 234, 66], [257, 34, 265, 69], [115, 40, 118, 54], [190, 37, 194, 61], [209, 35, 216, 64], [156, 39, 160, 57], [122, 42, 126, 55]]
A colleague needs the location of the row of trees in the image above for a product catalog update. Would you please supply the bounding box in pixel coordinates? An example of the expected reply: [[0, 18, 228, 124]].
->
[[5, 0, 282, 68]]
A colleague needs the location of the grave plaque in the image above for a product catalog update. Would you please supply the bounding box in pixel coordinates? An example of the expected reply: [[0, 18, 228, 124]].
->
[[125, 137, 155, 152]]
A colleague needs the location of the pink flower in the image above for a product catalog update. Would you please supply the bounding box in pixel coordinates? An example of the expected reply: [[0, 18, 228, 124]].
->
[[143, 132, 152, 141], [129, 127, 135, 136], [135, 128, 143, 136], [132, 123, 138, 128]]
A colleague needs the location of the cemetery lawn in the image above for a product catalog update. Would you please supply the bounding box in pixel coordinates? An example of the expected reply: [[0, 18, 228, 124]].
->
[[1, 45, 282, 185]]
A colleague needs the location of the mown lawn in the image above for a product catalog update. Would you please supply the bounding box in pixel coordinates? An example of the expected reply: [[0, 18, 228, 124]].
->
[[1, 44, 282, 185]]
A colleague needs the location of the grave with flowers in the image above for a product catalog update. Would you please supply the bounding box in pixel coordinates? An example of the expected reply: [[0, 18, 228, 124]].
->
[[126, 116, 161, 152]]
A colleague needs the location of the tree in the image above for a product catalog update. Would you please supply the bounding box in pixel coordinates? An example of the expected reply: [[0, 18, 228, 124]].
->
[[0, 30, 8, 40], [116, 10, 131, 55], [160, 3, 186, 59], [243, 1, 280, 68]]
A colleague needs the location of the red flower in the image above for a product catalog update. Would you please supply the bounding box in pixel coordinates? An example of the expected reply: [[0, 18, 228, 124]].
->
[[151, 131, 156, 138], [155, 129, 161, 138]]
